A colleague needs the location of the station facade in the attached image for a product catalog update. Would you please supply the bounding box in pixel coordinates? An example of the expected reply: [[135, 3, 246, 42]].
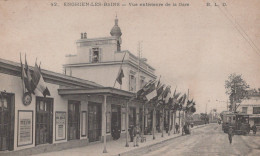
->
[[0, 18, 173, 154]]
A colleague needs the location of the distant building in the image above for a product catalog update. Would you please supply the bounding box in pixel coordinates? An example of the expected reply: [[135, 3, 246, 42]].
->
[[238, 90, 260, 126], [63, 17, 156, 92]]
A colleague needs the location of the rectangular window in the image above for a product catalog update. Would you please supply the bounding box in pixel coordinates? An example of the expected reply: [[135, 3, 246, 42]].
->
[[89, 48, 102, 63], [129, 75, 136, 92], [242, 107, 248, 114], [140, 78, 145, 89], [253, 107, 260, 114]]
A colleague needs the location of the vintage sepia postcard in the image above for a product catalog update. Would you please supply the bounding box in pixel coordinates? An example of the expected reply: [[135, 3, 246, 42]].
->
[[0, 0, 260, 155]]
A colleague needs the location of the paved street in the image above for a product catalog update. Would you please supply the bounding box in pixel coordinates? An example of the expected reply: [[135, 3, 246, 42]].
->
[[142, 124, 260, 156]]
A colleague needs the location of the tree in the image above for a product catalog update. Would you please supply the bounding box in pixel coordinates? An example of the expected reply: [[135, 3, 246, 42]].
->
[[225, 73, 249, 112]]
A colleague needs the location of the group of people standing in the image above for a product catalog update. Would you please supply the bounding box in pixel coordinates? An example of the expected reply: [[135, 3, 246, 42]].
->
[[129, 124, 141, 147]]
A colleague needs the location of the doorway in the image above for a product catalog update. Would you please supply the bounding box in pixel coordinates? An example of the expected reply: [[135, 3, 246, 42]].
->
[[111, 105, 121, 139], [68, 100, 80, 141], [35, 97, 53, 145], [88, 102, 102, 142], [0, 93, 14, 151]]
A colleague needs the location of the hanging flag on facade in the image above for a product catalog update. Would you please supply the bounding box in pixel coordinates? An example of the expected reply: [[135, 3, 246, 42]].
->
[[164, 86, 171, 103], [20, 53, 27, 93], [136, 79, 157, 101], [116, 68, 124, 85], [20, 53, 33, 94], [114, 52, 126, 86], [187, 99, 194, 108], [31, 62, 50, 97], [145, 82, 157, 101], [24, 54, 33, 93]]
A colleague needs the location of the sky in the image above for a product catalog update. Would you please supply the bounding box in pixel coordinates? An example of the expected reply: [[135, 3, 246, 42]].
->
[[0, 0, 260, 113]]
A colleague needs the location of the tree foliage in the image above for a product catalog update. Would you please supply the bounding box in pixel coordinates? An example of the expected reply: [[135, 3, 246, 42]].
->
[[225, 73, 249, 111]]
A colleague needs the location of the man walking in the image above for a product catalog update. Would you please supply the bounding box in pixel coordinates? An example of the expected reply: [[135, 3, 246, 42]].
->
[[252, 124, 257, 135], [228, 126, 234, 144]]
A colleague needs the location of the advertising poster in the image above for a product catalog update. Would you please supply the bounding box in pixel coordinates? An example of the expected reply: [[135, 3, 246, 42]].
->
[[18, 110, 33, 146], [55, 111, 66, 141]]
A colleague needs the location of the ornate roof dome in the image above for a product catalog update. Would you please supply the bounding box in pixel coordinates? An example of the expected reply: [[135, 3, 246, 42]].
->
[[110, 17, 122, 37]]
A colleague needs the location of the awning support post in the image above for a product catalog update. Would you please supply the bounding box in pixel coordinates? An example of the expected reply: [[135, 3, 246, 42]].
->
[[103, 95, 108, 153]]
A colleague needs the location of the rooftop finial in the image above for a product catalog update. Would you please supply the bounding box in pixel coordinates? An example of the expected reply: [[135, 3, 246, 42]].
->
[[110, 14, 122, 37], [115, 14, 118, 26]]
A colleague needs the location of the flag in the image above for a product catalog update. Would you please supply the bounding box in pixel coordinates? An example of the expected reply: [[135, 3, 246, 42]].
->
[[144, 81, 157, 101], [136, 79, 156, 100], [115, 52, 126, 86], [174, 92, 181, 100], [20, 53, 27, 93], [116, 68, 124, 85], [24, 54, 33, 93], [156, 76, 161, 89], [146, 89, 157, 101], [31, 62, 50, 97], [178, 95, 183, 104], [187, 99, 194, 108], [182, 94, 187, 105], [156, 84, 165, 99], [163, 86, 171, 103]]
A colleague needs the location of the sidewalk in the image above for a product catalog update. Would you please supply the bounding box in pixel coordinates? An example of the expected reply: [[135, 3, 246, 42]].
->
[[35, 125, 205, 156]]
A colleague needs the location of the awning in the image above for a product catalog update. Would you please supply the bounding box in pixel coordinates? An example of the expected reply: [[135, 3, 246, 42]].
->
[[58, 87, 135, 98]]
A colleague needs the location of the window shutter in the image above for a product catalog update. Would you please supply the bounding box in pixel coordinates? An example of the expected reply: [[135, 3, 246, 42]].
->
[[89, 48, 92, 63], [99, 48, 102, 62]]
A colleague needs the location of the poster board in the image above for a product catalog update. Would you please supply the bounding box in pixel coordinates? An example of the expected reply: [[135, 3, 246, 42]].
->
[[17, 110, 33, 147], [106, 111, 111, 133], [121, 107, 126, 131], [81, 111, 87, 137], [55, 111, 66, 141]]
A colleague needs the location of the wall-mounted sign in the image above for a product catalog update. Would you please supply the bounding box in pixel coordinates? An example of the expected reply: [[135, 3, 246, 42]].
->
[[55, 111, 66, 141], [106, 111, 111, 133], [18, 110, 33, 147], [121, 113, 125, 131], [81, 111, 87, 137]]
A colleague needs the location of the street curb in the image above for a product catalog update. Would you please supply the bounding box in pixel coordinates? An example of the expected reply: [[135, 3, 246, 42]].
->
[[114, 135, 182, 156], [115, 125, 207, 156]]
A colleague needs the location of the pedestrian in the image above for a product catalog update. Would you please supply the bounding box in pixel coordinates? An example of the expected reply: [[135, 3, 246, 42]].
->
[[252, 124, 257, 135], [129, 125, 134, 142], [133, 125, 140, 147], [175, 123, 179, 133], [228, 126, 234, 144], [136, 124, 140, 146]]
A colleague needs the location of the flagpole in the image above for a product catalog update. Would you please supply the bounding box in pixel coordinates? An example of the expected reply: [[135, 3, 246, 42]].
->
[[113, 51, 127, 88]]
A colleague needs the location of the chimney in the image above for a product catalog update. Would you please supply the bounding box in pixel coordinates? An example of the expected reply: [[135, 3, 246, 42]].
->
[[84, 32, 87, 39], [81, 33, 83, 39]]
